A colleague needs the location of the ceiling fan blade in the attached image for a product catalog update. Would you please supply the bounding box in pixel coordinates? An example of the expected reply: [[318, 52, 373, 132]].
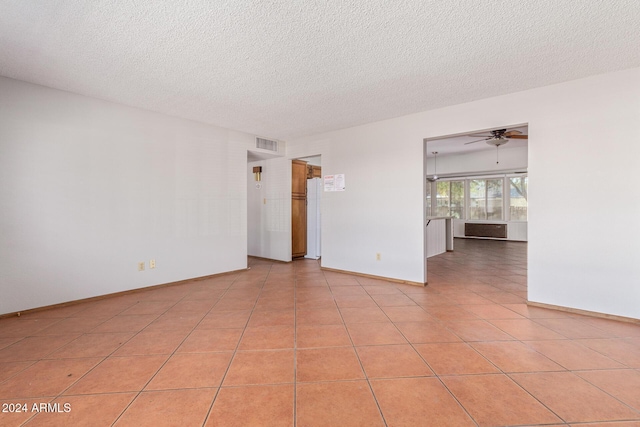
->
[[464, 137, 489, 145], [467, 133, 492, 138], [504, 130, 523, 137], [506, 135, 528, 139]]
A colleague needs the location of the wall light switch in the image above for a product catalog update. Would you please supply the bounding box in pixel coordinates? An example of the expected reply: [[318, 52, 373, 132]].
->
[[150, 259, 156, 269], [138, 262, 145, 271]]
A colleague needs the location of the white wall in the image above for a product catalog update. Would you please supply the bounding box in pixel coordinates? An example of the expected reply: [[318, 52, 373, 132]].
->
[[287, 67, 640, 319], [0, 77, 253, 315], [426, 145, 528, 176], [247, 157, 291, 261]]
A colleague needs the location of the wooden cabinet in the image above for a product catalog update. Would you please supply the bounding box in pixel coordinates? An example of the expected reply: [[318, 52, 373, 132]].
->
[[307, 165, 322, 179], [292, 160, 307, 258]]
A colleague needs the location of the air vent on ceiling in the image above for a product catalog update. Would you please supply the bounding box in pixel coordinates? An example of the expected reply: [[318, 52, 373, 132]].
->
[[256, 137, 278, 152]]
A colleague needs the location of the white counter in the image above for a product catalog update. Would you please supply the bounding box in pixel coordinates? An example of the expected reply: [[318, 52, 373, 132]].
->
[[426, 216, 454, 258]]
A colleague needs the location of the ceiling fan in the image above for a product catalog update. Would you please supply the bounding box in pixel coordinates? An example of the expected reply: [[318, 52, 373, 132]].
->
[[464, 129, 528, 146]]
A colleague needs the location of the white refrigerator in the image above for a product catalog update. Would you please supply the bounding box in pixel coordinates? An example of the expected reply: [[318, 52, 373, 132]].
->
[[305, 178, 322, 259]]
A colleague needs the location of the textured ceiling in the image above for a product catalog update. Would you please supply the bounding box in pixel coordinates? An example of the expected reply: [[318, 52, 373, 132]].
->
[[1, 1, 639, 140]]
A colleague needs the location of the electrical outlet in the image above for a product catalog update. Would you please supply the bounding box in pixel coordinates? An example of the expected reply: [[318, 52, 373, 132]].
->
[[150, 259, 156, 269], [376, 253, 381, 261], [138, 262, 145, 271]]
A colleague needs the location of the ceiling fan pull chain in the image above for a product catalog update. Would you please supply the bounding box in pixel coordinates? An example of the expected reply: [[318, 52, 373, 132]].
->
[[496, 146, 499, 164]]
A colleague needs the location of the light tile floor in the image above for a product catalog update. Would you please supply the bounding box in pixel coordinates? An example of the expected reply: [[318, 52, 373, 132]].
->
[[1, 239, 639, 426]]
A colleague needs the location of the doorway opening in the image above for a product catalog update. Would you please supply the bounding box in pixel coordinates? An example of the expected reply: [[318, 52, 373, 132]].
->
[[424, 125, 529, 290], [292, 155, 322, 260]]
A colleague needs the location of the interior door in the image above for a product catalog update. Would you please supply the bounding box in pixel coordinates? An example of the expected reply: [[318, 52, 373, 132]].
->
[[292, 160, 307, 257]]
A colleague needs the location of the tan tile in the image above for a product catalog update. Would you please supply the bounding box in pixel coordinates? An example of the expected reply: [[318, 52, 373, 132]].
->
[[394, 321, 462, 343], [414, 343, 499, 375], [326, 277, 360, 287], [164, 299, 217, 314], [439, 291, 493, 305], [296, 381, 384, 427], [198, 310, 252, 329], [47, 332, 134, 359], [238, 325, 294, 350], [443, 319, 515, 341], [423, 305, 479, 321], [295, 308, 343, 325], [511, 371, 640, 423], [223, 350, 294, 386], [362, 285, 402, 295], [0, 360, 33, 382], [346, 322, 407, 346], [576, 369, 640, 411], [525, 340, 625, 370], [178, 328, 243, 352], [33, 316, 110, 335], [339, 307, 390, 324], [0, 318, 61, 338], [329, 286, 368, 296], [143, 312, 204, 331], [576, 338, 640, 368], [114, 389, 216, 427], [64, 355, 167, 394], [183, 289, 226, 301], [247, 309, 295, 327], [27, 393, 136, 427], [146, 352, 233, 389], [535, 318, 613, 339], [370, 377, 476, 426], [471, 341, 564, 373], [0, 334, 80, 362], [356, 345, 433, 378], [502, 303, 574, 319], [296, 324, 351, 348], [90, 314, 158, 333], [206, 384, 294, 427], [0, 337, 20, 351], [214, 297, 256, 311], [462, 304, 524, 319], [20, 304, 87, 319], [296, 347, 364, 382], [70, 301, 133, 318], [488, 318, 567, 340], [334, 295, 377, 309], [253, 297, 295, 311], [0, 358, 100, 399], [295, 296, 337, 309], [442, 374, 562, 426], [370, 294, 417, 307], [112, 329, 187, 356], [578, 317, 640, 338], [380, 306, 433, 322], [119, 301, 174, 316]]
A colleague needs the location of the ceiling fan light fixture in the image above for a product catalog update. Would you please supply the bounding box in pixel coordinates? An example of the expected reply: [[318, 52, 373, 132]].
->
[[486, 137, 509, 147]]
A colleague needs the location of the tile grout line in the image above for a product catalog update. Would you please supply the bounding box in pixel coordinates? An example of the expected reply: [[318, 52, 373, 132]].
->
[[200, 259, 274, 427]]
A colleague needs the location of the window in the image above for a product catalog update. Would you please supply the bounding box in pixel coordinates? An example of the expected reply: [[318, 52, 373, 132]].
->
[[509, 176, 528, 221], [428, 175, 527, 223], [436, 180, 464, 218], [469, 179, 503, 220]]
